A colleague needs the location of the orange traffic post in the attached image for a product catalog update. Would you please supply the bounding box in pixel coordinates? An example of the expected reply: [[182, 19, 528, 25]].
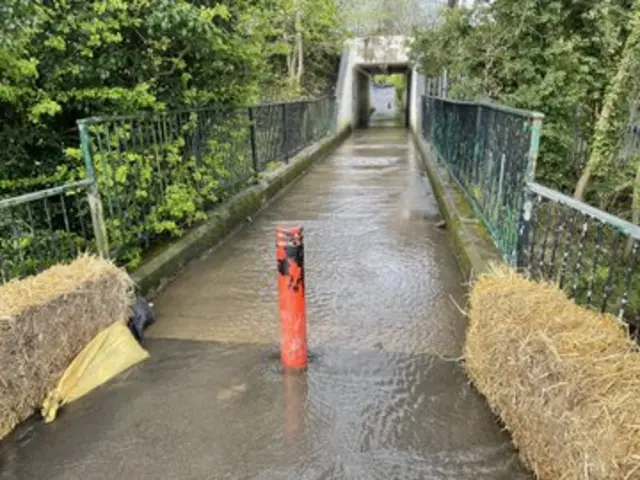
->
[[276, 226, 308, 371]]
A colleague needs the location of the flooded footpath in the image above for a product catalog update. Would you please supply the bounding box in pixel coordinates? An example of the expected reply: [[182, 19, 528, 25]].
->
[[1, 129, 530, 479]]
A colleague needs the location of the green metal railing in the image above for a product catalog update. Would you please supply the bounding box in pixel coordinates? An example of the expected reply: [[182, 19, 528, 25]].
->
[[421, 95, 543, 264], [0, 96, 335, 281], [518, 183, 640, 323], [79, 96, 334, 268], [0, 180, 97, 281], [421, 93, 639, 324]]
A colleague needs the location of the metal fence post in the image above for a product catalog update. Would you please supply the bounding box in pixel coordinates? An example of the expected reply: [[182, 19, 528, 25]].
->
[[248, 107, 259, 173], [330, 95, 337, 135], [516, 185, 533, 271], [421, 96, 429, 141], [78, 122, 110, 259], [442, 70, 449, 98], [526, 114, 544, 182], [472, 105, 483, 184], [282, 103, 288, 163], [430, 99, 438, 151], [515, 113, 544, 268]]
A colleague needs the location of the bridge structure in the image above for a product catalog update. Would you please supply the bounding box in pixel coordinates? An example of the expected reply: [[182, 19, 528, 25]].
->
[[0, 2, 639, 478], [333, 24, 638, 326]]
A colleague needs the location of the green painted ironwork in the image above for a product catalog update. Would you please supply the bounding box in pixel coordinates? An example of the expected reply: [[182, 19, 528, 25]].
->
[[421, 95, 544, 264], [78, 96, 334, 267], [519, 182, 640, 323], [0, 96, 335, 282], [421, 92, 639, 324], [0, 180, 96, 282]]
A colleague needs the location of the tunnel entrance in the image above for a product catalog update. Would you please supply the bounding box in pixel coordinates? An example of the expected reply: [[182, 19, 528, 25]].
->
[[355, 64, 411, 129]]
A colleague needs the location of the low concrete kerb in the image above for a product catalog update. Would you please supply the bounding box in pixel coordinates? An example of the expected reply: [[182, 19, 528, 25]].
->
[[411, 131, 502, 283], [132, 127, 352, 297]]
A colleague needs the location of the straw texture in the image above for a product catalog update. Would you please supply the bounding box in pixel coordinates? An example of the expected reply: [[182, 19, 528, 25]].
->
[[464, 265, 640, 480], [0, 255, 134, 439]]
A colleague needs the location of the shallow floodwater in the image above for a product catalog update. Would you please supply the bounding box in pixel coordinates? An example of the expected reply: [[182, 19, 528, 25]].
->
[[0, 129, 530, 479]]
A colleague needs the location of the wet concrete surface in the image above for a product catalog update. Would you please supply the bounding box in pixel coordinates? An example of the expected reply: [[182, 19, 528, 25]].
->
[[0, 129, 530, 479], [368, 113, 405, 128]]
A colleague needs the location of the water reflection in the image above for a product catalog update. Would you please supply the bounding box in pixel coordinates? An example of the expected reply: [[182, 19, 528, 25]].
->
[[282, 370, 308, 445]]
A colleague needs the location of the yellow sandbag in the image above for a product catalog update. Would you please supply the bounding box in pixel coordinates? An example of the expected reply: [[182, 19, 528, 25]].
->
[[41, 321, 150, 423]]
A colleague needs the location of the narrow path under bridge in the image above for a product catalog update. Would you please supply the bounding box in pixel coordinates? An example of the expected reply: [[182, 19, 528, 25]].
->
[[4, 129, 530, 479]]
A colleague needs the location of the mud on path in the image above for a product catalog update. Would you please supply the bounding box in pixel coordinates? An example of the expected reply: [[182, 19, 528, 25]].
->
[[0, 129, 529, 479]]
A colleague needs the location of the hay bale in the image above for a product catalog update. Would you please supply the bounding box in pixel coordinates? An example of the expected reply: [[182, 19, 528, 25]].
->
[[464, 265, 640, 480], [0, 255, 134, 439]]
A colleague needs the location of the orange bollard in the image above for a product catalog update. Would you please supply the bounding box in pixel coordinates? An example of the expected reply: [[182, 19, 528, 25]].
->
[[276, 226, 308, 371]]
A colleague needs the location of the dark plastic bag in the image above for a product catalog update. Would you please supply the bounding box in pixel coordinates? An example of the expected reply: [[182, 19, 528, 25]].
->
[[127, 296, 155, 343]]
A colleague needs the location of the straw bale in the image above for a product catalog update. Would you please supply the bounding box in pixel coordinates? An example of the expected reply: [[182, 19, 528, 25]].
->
[[0, 255, 134, 439], [464, 264, 640, 480]]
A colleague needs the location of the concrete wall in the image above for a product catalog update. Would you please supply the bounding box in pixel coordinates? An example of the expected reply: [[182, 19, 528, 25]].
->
[[409, 68, 424, 131], [335, 35, 412, 130], [354, 70, 372, 127], [355, 35, 409, 65], [335, 40, 358, 132]]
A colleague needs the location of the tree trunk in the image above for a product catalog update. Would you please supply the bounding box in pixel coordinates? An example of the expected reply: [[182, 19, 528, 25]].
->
[[574, 0, 640, 201], [573, 161, 592, 201], [287, 50, 295, 80], [295, 5, 303, 84], [285, 1, 303, 89]]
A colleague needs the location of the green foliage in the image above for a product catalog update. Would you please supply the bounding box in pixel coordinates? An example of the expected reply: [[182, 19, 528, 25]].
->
[[575, 0, 640, 204], [87, 110, 253, 268], [265, 161, 281, 171], [0, 0, 343, 274], [253, 0, 346, 100], [0, 228, 89, 280], [409, 0, 635, 200], [0, 0, 343, 188], [0, 191, 93, 280], [373, 74, 407, 108], [339, 0, 440, 35], [0, 0, 260, 186], [570, 262, 640, 319]]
